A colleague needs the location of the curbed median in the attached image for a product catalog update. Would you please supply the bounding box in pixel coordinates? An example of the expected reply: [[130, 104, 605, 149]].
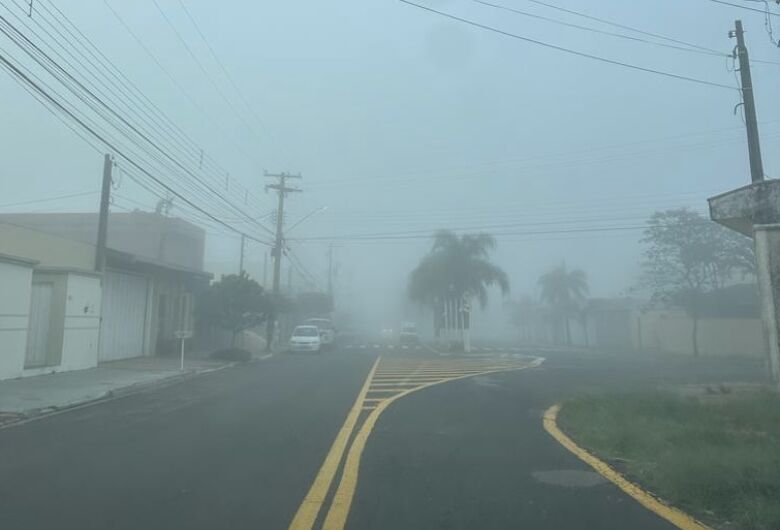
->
[[546, 391, 780, 530]]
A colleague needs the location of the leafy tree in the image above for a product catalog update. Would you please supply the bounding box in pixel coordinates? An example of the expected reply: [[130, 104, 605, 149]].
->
[[641, 208, 754, 357], [408, 231, 509, 335], [538, 264, 588, 345], [198, 273, 272, 348]]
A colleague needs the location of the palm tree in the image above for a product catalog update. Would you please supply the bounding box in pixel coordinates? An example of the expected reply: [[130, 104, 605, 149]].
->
[[408, 231, 509, 337], [538, 264, 588, 345]]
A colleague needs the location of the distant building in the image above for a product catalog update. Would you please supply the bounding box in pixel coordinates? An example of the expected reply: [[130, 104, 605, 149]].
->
[[0, 212, 210, 381]]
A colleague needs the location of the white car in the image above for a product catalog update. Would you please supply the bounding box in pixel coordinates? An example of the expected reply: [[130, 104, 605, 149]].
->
[[399, 322, 420, 345], [289, 325, 322, 353], [304, 318, 336, 346]]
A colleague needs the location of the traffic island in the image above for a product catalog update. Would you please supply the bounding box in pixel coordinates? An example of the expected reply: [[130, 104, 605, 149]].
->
[[552, 391, 780, 530]]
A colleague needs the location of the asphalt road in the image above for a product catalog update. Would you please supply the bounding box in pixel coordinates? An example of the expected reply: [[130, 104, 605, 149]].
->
[[0, 345, 765, 530]]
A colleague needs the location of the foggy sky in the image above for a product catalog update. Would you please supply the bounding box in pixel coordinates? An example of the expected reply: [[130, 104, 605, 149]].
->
[[2, 0, 779, 335]]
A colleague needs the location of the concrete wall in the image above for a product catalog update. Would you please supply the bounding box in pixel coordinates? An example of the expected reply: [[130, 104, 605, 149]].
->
[[0, 223, 94, 270], [638, 309, 764, 358], [0, 257, 34, 380]]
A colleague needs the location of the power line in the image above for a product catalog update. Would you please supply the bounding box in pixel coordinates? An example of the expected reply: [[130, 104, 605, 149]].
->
[[290, 220, 718, 243], [38, 0, 267, 206], [3, 0, 270, 225], [100, 0, 266, 172], [0, 45, 273, 247], [523, 0, 727, 54], [0, 190, 99, 209], [290, 210, 710, 240], [0, 6, 275, 238], [474, 0, 727, 57], [150, 0, 262, 143], [285, 246, 320, 289], [174, 0, 289, 164], [703, 0, 780, 17], [399, 0, 738, 90]]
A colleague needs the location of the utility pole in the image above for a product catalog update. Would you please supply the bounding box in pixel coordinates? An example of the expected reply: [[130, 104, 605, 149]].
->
[[327, 243, 334, 297], [263, 251, 268, 287], [264, 171, 302, 350], [731, 19, 764, 183], [95, 154, 113, 273], [239, 234, 245, 276], [711, 21, 778, 386]]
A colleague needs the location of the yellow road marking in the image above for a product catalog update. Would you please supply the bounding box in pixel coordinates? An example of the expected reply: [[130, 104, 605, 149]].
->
[[543, 404, 712, 530], [320, 361, 542, 530], [370, 382, 425, 387], [286, 358, 380, 530]]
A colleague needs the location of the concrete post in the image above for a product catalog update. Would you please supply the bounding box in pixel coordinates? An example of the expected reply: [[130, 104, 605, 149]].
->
[[753, 225, 780, 386]]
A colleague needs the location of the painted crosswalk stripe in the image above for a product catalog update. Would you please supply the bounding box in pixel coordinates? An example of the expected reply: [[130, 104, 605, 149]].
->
[[359, 345, 366, 349], [387, 345, 395, 350]]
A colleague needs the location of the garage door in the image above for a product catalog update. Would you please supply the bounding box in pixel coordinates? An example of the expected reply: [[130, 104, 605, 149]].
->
[[99, 271, 149, 361]]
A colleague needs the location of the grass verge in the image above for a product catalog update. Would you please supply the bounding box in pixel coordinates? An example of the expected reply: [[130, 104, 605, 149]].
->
[[557, 391, 780, 530]]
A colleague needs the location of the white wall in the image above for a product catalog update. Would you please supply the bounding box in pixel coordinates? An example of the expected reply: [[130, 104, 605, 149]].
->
[[0, 258, 33, 380], [59, 273, 101, 371], [638, 309, 764, 358]]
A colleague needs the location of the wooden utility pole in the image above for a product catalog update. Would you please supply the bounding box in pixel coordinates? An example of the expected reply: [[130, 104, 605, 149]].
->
[[95, 154, 113, 273], [263, 251, 268, 287], [239, 233, 245, 276], [327, 243, 334, 297], [264, 171, 302, 350], [731, 20, 764, 183]]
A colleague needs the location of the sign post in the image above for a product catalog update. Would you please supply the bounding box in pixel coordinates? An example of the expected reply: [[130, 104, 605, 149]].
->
[[462, 296, 471, 353], [174, 330, 192, 370]]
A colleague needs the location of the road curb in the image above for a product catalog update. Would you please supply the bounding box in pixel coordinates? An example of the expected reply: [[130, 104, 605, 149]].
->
[[542, 403, 712, 530], [0, 362, 238, 430]]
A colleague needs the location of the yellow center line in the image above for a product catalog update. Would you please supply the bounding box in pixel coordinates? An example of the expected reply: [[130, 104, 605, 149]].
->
[[285, 357, 380, 530], [320, 360, 541, 530]]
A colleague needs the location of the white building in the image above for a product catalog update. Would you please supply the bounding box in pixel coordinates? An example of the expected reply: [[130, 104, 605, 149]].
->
[[0, 213, 210, 381]]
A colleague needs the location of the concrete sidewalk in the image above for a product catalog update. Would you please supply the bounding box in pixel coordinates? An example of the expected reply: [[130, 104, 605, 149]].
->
[[0, 356, 231, 418]]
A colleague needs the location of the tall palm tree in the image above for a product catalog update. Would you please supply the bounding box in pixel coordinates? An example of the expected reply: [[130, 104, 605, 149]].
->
[[408, 231, 509, 336], [538, 264, 588, 345]]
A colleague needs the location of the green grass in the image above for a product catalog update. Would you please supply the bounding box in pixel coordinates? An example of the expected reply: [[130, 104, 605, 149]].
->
[[557, 391, 780, 530]]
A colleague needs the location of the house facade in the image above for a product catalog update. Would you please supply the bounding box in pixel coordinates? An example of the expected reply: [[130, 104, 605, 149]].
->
[[0, 212, 209, 381]]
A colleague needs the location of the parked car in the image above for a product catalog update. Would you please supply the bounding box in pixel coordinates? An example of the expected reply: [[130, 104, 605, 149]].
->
[[304, 318, 336, 347], [289, 325, 322, 353], [399, 322, 420, 344]]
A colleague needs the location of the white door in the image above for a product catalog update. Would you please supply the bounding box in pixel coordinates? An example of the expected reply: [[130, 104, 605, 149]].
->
[[25, 282, 54, 368], [99, 271, 149, 361]]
